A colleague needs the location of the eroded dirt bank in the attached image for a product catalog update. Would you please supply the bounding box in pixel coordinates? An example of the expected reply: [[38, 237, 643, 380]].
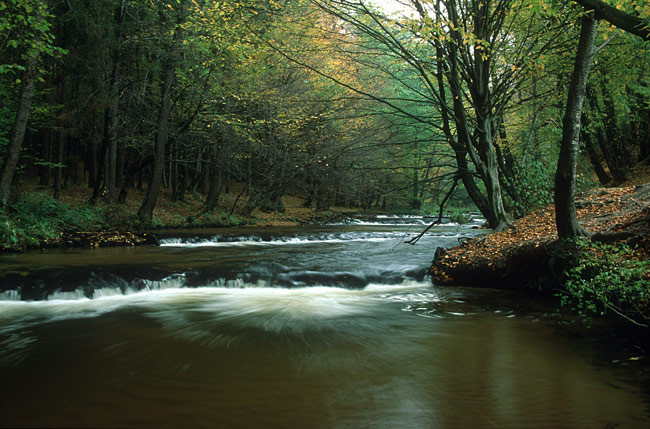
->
[[430, 184, 650, 291]]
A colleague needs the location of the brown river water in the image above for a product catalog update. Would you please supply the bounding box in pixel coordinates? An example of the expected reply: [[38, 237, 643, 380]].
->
[[0, 218, 649, 428]]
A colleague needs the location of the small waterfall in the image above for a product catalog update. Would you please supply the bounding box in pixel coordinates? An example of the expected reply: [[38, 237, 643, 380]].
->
[[0, 290, 21, 301], [47, 290, 87, 301], [158, 231, 401, 247]]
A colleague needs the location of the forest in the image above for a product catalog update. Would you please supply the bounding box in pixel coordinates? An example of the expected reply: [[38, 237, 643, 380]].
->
[[0, 0, 649, 239], [3, 2, 650, 425]]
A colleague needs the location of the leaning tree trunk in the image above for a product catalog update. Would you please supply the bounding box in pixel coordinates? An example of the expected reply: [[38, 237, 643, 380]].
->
[[0, 53, 38, 206], [554, 12, 598, 238], [137, 1, 187, 225]]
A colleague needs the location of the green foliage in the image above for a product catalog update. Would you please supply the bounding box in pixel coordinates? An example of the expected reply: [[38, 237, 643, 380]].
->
[[513, 158, 555, 213], [446, 207, 471, 225], [0, 0, 66, 60], [194, 211, 246, 227], [557, 238, 650, 327], [0, 192, 104, 249]]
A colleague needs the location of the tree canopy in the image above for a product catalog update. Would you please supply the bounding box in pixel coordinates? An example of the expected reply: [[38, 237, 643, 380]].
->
[[0, 0, 648, 232]]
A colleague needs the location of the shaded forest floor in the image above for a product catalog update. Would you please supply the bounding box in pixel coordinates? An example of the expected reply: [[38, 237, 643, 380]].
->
[[431, 162, 650, 292], [50, 182, 354, 228], [6, 177, 359, 250]]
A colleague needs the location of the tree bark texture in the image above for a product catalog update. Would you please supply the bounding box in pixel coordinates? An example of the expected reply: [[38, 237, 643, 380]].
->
[[554, 12, 598, 238]]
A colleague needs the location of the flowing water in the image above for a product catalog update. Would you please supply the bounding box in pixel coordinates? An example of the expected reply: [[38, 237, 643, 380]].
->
[[0, 217, 649, 428]]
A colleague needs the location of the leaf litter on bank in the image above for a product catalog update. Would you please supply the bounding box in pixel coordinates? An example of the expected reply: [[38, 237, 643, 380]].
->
[[432, 185, 650, 284]]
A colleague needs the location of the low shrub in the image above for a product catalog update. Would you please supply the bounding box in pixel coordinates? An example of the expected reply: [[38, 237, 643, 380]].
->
[[557, 238, 649, 328], [0, 192, 104, 250], [446, 207, 471, 225]]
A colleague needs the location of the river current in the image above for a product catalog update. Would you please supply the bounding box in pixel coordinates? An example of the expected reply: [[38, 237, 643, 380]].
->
[[0, 217, 649, 428]]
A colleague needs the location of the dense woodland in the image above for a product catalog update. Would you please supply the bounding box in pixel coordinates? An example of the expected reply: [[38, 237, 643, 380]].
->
[[1, 0, 649, 234]]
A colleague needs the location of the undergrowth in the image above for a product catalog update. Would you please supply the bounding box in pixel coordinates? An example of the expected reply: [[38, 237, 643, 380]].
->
[[0, 192, 105, 250], [557, 237, 650, 328], [0, 192, 254, 250]]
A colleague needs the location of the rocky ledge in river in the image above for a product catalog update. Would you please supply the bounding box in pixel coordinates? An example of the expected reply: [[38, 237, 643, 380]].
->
[[430, 184, 650, 292]]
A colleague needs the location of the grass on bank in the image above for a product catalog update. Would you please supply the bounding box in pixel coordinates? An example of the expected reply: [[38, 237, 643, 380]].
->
[[0, 192, 106, 249], [0, 191, 248, 251]]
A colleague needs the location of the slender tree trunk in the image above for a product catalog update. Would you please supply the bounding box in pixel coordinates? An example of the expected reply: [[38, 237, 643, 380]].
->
[[600, 79, 632, 166], [90, 104, 112, 203], [199, 155, 209, 194], [0, 53, 38, 206], [53, 67, 66, 200], [201, 144, 222, 211], [137, 1, 187, 224], [87, 124, 99, 188], [554, 12, 597, 238], [581, 114, 611, 185], [39, 129, 52, 185], [108, 1, 126, 200], [411, 162, 420, 210], [106, 60, 120, 201], [53, 129, 64, 200]]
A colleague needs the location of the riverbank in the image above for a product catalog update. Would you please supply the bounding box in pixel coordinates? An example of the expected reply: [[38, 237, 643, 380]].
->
[[431, 182, 650, 328], [0, 180, 362, 252]]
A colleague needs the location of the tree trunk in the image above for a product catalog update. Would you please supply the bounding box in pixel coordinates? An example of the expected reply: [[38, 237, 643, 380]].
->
[[87, 124, 99, 188], [106, 1, 125, 201], [106, 60, 120, 201], [469, 4, 510, 231], [411, 163, 421, 210], [554, 12, 597, 238], [0, 53, 38, 205], [600, 78, 631, 167], [587, 88, 627, 183], [435, 35, 493, 226], [203, 168, 222, 212], [572, 0, 650, 40], [202, 146, 222, 212], [581, 125, 611, 185], [53, 129, 64, 200], [580, 111, 611, 185], [476, 118, 510, 231], [39, 129, 52, 186], [439, 3, 510, 231], [137, 1, 187, 224]]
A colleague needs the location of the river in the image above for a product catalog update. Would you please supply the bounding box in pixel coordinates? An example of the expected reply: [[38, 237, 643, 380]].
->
[[0, 217, 649, 428]]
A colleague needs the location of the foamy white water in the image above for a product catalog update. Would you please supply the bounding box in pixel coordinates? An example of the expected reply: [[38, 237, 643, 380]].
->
[[159, 232, 402, 247], [0, 280, 434, 335]]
